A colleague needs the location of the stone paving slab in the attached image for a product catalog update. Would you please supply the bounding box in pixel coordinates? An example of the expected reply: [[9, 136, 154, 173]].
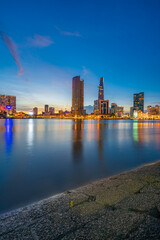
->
[[0, 160, 160, 239]]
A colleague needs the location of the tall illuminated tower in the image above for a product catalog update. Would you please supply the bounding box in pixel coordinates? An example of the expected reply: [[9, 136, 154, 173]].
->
[[72, 76, 84, 115], [94, 77, 109, 115], [98, 77, 104, 100]]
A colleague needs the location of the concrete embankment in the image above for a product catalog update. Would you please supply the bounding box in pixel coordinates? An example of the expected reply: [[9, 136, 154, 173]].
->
[[0, 161, 160, 239]]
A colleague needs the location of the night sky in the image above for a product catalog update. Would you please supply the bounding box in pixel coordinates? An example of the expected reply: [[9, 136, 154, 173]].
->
[[0, 0, 160, 112]]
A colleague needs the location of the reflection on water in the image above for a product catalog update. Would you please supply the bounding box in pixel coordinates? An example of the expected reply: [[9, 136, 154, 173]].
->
[[133, 120, 138, 142], [73, 119, 83, 161], [4, 119, 13, 154], [96, 120, 105, 161], [0, 119, 160, 214], [27, 119, 34, 148]]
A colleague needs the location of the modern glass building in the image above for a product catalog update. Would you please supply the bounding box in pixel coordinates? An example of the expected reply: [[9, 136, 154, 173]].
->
[[72, 76, 84, 115], [133, 92, 144, 112]]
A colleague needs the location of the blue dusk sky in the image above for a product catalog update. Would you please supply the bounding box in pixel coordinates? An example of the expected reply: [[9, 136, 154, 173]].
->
[[0, 0, 160, 112]]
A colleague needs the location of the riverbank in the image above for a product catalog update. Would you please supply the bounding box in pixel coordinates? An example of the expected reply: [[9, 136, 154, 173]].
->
[[1, 117, 160, 120], [0, 161, 160, 239]]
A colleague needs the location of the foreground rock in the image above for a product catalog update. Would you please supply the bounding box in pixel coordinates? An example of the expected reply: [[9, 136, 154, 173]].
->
[[0, 161, 160, 239]]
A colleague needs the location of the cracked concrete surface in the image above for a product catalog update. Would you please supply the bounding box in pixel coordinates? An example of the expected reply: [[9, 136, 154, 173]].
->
[[0, 161, 160, 239]]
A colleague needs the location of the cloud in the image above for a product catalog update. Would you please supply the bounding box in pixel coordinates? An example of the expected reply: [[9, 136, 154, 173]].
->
[[56, 27, 81, 37], [27, 34, 54, 47], [0, 31, 24, 76], [82, 66, 89, 76]]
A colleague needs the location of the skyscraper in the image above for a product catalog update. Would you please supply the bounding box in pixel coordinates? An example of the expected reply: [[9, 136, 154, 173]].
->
[[98, 77, 104, 100], [72, 76, 84, 115], [133, 92, 144, 112], [44, 105, 49, 113], [94, 77, 109, 115]]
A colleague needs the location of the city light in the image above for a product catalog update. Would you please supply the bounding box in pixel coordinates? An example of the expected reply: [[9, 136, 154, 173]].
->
[[6, 105, 11, 109], [29, 111, 33, 116]]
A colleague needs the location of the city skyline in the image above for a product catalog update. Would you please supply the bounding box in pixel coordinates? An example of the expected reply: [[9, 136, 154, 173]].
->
[[0, 0, 160, 112], [1, 84, 159, 117]]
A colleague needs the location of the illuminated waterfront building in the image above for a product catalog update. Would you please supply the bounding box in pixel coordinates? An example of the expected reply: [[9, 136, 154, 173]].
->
[[49, 107, 55, 115], [72, 76, 84, 115], [44, 105, 49, 113], [0, 94, 16, 114], [33, 107, 38, 116], [134, 110, 148, 119], [59, 110, 63, 115], [133, 92, 144, 112], [117, 106, 124, 117], [130, 107, 139, 117], [147, 105, 159, 115]]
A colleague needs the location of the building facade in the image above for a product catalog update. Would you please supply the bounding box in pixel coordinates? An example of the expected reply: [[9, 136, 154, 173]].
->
[[44, 105, 49, 113], [117, 106, 124, 117], [99, 100, 109, 114], [33, 107, 38, 116], [133, 92, 144, 112], [130, 106, 139, 117], [147, 105, 159, 115], [72, 76, 84, 115], [98, 77, 104, 101], [94, 100, 99, 114], [0, 94, 16, 114], [110, 103, 117, 114], [49, 107, 55, 115]]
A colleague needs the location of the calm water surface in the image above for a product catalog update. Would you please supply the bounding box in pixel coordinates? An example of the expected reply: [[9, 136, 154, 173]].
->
[[0, 119, 160, 214]]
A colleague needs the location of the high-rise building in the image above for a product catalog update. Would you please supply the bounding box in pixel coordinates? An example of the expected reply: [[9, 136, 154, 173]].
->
[[94, 100, 99, 114], [133, 92, 144, 112], [44, 105, 49, 113], [98, 77, 104, 101], [0, 94, 16, 114], [33, 107, 38, 116], [72, 76, 84, 115], [99, 100, 109, 114], [49, 107, 55, 115], [94, 77, 109, 115], [110, 103, 117, 114]]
